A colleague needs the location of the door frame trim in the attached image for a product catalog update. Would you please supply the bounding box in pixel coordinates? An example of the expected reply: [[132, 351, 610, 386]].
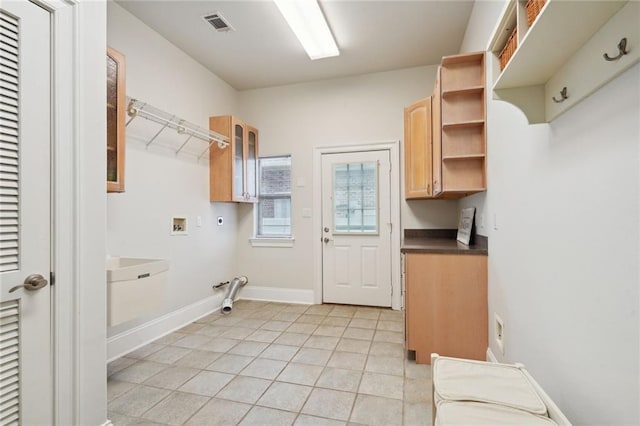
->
[[312, 141, 402, 310]]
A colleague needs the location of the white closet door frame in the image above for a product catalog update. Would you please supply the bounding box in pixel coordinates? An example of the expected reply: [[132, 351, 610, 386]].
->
[[313, 141, 401, 310], [33, 0, 108, 425]]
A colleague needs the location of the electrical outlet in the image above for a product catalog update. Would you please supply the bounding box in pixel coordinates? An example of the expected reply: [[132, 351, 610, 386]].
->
[[196, 216, 202, 227], [495, 314, 505, 354]]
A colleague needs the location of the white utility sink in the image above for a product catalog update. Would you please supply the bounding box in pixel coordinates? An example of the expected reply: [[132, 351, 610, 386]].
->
[[107, 257, 169, 326]]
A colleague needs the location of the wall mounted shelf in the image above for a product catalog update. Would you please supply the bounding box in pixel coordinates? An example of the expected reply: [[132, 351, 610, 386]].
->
[[489, 0, 639, 123], [125, 97, 229, 159]]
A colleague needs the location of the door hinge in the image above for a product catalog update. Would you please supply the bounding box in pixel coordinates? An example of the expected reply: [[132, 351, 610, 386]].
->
[[50, 271, 55, 286]]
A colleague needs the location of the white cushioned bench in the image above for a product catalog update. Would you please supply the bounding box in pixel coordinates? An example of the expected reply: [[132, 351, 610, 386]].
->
[[431, 354, 572, 426]]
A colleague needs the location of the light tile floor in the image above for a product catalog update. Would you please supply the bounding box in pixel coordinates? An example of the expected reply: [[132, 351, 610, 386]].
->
[[108, 300, 432, 426]]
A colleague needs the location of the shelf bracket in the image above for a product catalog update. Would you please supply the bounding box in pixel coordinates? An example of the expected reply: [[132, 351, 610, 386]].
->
[[145, 115, 175, 147]]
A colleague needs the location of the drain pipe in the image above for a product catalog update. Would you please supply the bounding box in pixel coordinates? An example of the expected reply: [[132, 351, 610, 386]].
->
[[213, 276, 248, 314]]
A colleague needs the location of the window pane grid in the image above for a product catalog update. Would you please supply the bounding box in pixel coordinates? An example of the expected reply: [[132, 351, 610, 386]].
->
[[258, 156, 291, 237], [333, 162, 378, 234]]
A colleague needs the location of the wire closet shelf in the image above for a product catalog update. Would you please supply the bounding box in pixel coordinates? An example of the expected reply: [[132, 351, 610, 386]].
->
[[125, 97, 229, 159]]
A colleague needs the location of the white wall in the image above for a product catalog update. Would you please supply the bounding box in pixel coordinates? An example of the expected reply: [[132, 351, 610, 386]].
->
[[106, 2, 241, 338], [459, 2, 640, 424], [235, 67, 459, 290]]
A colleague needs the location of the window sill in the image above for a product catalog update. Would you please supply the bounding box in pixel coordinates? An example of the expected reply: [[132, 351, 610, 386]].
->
[[249, 237, 295, 248]]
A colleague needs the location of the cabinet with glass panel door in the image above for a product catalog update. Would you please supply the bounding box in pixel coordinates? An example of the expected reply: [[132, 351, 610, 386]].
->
[[209, 116, 258, 203], [106, 46, 125, 192]]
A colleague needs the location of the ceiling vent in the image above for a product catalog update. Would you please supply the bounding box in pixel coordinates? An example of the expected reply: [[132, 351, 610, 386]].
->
[[203, 12, 234, 32]]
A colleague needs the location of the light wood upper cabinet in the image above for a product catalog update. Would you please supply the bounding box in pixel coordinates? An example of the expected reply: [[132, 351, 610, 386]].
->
[[404, 52, 486, 200], [405, 253, 487, 364], [209, 116, 259, 203], [106, 46, 125, 193], [404, 98, 433, 199]]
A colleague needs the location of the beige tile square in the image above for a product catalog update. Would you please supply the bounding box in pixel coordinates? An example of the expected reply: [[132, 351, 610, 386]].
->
[[180, 322, 206, 334], [240, 406, 297, 426], [404, 377, 432, 404], [211, 316, 244, 326], [146, 346, 190, 364], [142, 391, 209, 426], [127, 343, 165, 359], [342, 327, 375, 341], [185, 397, 251, 426], [369, 341, 404, 358], [107, 357, 136, 377], [277, 363, 323, 386], [403, 402, 432, 426], [257, 381, 312, 412], [174, 350, 223, 369], [313, 325, 346, 337], [195, 312, 221, 323], [197, 325, 230, 337], [144, 366, 200, 390], [228, 340, 269, 356], [155, 332, 187, 345], [261, 320, 292, 332], [292, 348, 332, 366], [327, 306, 356, 318], [358, 372, 403, 400], [327, 351, 367, 371], [303, 336, 339, 350], [273, 312, 302, 322], [206, 353, 254, 374], [107, 380, 135, 402], [294, 415, 347, 426], [109, 385, 170, 417], [110, 361, 167, 384], [353, 309, 380, 320], [379, 310, 404, 322], [376, 320, 403, 332], [259, 344, 300, 362], [349, 318, 377, 329], [240, 358, 287, 380], [221, 326, 255, 340], [245, 329, 281, 343], [305, 305, 334, 316], [404, 360, 432, 380], [248, 310, 276, 320], [349, 394, 403, 426], [216, 376, 272, 404], [365, 355, 404, 376], [287, 323, 318, 334], [296, 314, 325, 325], [373, 330, 403, 344], [198, 337, 240, 353], [335, 338, 371, 355], [315, 367, 362, 393], [172, 334, 213, 349], [275, 332, 310, 346], [178, 370, 235, 396], [236, 318, 268, 329], [301, 388, 355, 421], [321, 316, 350, 327], [283, 305, 310, 314]]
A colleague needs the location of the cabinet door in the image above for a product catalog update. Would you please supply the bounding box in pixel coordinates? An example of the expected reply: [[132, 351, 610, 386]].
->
[[404, 98, 433, 199], [432, 68, 442, 196], [245, 126, 258, 202], [106, 46, 125, 193], [231, 119, 245, 202]]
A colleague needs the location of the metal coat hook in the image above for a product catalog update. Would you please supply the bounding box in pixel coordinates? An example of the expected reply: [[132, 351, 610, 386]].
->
[[603, 38, 629, 61], [552, 87, 568, 103]]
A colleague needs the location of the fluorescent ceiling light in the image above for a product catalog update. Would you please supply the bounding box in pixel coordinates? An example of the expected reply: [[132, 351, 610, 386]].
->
[[274, 0, 339, 60]]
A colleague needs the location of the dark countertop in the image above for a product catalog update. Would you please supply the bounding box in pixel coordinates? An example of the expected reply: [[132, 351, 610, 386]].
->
[[401, 229, 488, 255]]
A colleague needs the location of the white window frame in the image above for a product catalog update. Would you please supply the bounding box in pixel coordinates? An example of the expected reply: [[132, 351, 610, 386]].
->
[[250, 155, 294, 247]]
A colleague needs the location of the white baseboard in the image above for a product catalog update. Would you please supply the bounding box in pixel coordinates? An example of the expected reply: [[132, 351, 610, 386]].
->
[[107, 294, 224, 362], [102, 421, 113, 426], [239, 285, 314, 305], [486, 347, 498, 363]]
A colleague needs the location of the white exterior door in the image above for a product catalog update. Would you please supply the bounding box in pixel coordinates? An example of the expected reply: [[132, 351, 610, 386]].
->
[[0, 2, 53, 425], [321, 150, 392, 307]]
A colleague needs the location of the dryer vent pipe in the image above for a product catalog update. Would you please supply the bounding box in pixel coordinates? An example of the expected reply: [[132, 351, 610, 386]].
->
[[215, 276, 248, 314]]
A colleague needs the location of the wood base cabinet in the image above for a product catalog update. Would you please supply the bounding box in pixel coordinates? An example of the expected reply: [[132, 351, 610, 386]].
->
[[405, 253, 487, 364]]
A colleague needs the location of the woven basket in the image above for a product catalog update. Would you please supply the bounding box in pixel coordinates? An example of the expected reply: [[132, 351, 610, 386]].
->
[[499, 28, 517, 71], [525, 0, 546, 27]]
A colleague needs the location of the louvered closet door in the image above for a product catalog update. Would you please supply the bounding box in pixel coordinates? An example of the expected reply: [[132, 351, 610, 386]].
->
[[0, 2, 53, 425]]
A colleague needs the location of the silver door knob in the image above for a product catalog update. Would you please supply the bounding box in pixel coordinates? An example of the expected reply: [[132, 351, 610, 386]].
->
[[324, 227, 330, 232], [9, 274, 48, 293], [323, 237, 331, 243]]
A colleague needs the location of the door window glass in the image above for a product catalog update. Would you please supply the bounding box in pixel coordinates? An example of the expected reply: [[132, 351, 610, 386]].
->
[[333, 162, 378, 234]]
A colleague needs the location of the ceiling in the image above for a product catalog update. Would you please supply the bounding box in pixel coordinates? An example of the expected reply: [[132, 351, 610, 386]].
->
[[116, 0, 475, 91]]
